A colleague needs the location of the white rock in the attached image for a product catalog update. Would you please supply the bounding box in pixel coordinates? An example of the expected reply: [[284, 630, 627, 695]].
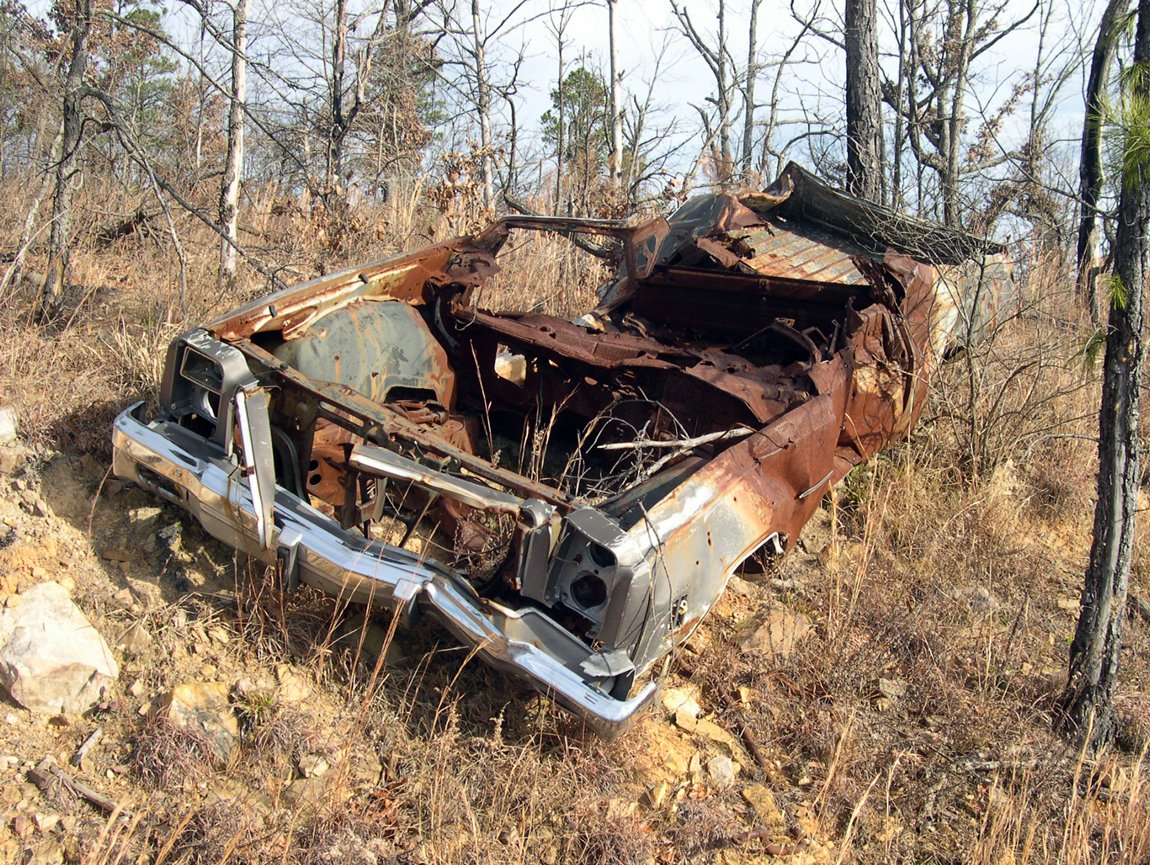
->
[[706, 754, 737, 789], [0, 407, 16, 444], [0, 583, 119, 714], [298, 754, 330, 778], [661, 685, 702, 720]]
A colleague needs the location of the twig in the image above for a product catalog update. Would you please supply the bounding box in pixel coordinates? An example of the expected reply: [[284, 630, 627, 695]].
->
[[503, 194, 617, 260], [597, 427, 754, 451], [71, 727, 103, 767], [28, 756, 125, 816], [739, 723, 773, 776]]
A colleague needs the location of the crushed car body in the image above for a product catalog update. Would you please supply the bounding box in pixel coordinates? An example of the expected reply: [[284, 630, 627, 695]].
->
[[112, 163, 1012, 737]]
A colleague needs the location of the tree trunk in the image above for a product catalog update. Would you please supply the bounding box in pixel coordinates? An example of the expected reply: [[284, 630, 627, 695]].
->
[[1075, 0, 1129, 316], [1057, 0, 1149, 750], [326, 0, 349, 199], [716, 0, 731, 181], [555, 34, 564, 212], [844, 0, 883, 200], [471, 0, 494, 210], [607, 0, 622, 189], [219, 0, 249, 291], [741, 0, 760, 180], [38, 0, 91, 323], [942, 0, 975, 228]]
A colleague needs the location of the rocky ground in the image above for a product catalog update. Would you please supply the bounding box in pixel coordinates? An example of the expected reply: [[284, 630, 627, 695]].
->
[[0, 417, 1145, 865]]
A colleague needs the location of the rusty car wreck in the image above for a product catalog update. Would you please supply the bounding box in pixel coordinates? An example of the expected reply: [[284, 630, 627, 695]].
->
[[112, 163, 1009, 736]]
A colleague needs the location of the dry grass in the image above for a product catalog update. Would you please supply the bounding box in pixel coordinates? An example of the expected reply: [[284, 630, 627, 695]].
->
[[2, 168, 1148, 865]]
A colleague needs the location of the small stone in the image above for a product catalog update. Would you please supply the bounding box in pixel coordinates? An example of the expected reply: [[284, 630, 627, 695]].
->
[[692, 718, 740, 754], [0, 582, 119, 714], [1057, 597, 1080, 612], [707, 755, 737, 789], [207, 627, 230, 646], [643, 781, 671, 809], [33, 813, 59, 833], [127, 507, 161, 533], [877, 677, 907, 700], [742, 784, 785, 828], [12, 813, 32, 839], [153, 682, 239, 763], [275, 665, 312, 703], [119, 621, 152, 653], [0, 445, 28, 475], [5, 714, 16, 725], [674, 708, 699, 733], [101, 548, 131, 563], [742, 608, 812, 659], [0, 408, 17, 444], [128, 679, 146, 698], [661, 685, 702, 720], [200, 664, 218, 679], [281, 775, 330, 810], [297, 754, 330, 778], [111, 588, 139, 612]]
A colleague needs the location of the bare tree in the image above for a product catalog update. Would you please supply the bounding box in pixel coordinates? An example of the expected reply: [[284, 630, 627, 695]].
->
[[671, 0, 734, 184], [470, 0, 494, 208], [1057, 0, 1149, 750], [218, 0, 249, 290], [37, 0, 92, 322], [607, 0, 622, 187], [740, 0, 761, 180], [845, 0, 883, 199]]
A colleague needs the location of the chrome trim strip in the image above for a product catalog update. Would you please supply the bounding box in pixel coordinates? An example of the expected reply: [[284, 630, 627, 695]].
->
[[111, 403, 655, 737]]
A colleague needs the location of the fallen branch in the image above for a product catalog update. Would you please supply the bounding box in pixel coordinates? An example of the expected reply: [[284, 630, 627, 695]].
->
[[597, 427, 754, 451], [28, 756, 125, 816], [503, 195, 618, 260]]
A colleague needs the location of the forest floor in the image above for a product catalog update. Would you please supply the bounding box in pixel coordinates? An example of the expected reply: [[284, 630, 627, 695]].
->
[[0, 179, 1147, 864]]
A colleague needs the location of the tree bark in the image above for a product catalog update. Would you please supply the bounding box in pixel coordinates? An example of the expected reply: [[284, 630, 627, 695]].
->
[[471, 0, 494, 210], [219, 0, 249, 291], [38, 0, 92, 323], [1057, 0, 1149, 750], [716, 0, 731, 180], [741, 0, 760, 180], [1075, 0, 1129, 316], [607, 0, 622, 188], [845, 0, 883, 200]]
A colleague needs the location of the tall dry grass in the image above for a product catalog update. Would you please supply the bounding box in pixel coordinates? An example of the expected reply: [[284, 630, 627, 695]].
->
[[2, 166, 1147, 864]]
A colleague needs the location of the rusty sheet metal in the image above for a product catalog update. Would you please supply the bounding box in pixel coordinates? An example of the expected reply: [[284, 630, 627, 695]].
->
[[733, 221, 870, 285], [235, 338, 572, 506]]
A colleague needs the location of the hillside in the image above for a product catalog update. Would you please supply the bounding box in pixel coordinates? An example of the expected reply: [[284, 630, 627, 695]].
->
[[0, 177, 1148, 865]]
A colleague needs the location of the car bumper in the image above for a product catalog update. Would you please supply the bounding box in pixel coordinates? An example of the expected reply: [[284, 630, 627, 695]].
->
[[111, 402, 656, 737]]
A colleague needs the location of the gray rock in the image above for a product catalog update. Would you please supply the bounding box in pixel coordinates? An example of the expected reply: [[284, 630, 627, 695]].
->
[[0, 583, 119, 714], [706, 754, 737, 789]]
